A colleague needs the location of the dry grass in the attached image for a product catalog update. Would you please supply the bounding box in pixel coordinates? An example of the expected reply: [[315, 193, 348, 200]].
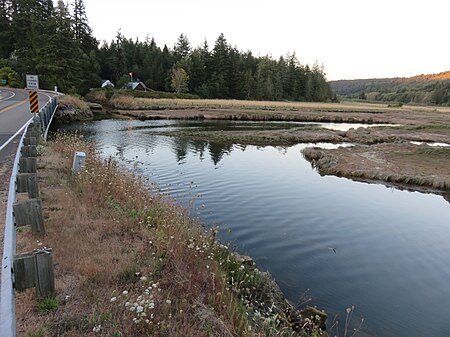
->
[[59, 95, 90, 111], [16, 133, 322, 337], [87, 90, 450, 114], [109, 95, 406, 113], [302, 143, 450, 193]]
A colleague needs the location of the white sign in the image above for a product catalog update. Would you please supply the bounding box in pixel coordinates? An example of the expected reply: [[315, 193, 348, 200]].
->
[[26, 74, 39, 89]]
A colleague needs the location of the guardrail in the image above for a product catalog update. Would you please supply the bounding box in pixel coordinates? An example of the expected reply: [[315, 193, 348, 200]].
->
[[0, 94, 59, 337], [37, 94, 59, 140]]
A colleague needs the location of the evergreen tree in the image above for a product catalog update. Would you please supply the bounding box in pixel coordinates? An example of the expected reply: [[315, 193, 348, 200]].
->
[[210, 33, 230, 98], [3, 0, 333, 100], [72, 0, 97, 52], [173, 33, 191, 61], [0, 0, 13, 58], [35, 0, 82, 93]]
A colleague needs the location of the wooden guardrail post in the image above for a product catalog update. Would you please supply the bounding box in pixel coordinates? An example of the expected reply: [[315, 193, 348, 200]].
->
[[18, 157, 37, 173], [13, 248, 55, 297], [34, 249, 55, 297], [23, 137, 37, 146], [12, 199, 45, 234], [21, 145, 38, 157], [16, 173, 40, 198]]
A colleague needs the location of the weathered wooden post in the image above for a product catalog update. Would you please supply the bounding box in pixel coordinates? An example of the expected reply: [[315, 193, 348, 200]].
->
[[13, 252, 36, 291], [21, 145, 38, 158], [12, 199, 45, 234], [34, 249, 55, 297], [19, 157, 37, 173], [26, 123, 41, 139], [16, 173, 40, 198], [13, 248, 55, 297], [23, 137, 37, 146]]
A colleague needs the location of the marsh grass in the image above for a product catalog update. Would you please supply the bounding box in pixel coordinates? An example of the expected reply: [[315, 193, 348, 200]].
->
[[16, 132, 322, 336], [88, 90, 450, 114], [302, 145, 450, 191], [108, 95, 395, 113], [58, 95, 90, 112]]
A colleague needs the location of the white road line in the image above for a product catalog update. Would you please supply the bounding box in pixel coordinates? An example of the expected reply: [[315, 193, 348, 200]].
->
[[0, 90, 15, 102], [0, 118, 33, 152], [0, 90, 54, 151]]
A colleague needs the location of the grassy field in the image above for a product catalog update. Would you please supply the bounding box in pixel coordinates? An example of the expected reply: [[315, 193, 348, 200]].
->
[[87, 90, 450, 114], [16, 134, 326, 337]]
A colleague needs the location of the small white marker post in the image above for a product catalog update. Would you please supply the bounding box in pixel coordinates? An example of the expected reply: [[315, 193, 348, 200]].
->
[[72, 151, 86, 175]]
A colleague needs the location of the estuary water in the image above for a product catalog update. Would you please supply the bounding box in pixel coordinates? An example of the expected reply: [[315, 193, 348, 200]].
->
[[57, 119, 450, 337]]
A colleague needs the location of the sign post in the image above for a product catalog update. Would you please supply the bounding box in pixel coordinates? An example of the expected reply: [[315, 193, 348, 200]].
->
[[26, 74, 39, 90]]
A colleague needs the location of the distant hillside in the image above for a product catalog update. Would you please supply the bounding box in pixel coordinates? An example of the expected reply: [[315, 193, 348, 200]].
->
[[329, 71, 450, 105]]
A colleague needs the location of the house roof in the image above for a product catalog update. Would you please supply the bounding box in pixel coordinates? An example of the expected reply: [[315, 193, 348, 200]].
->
[[101, 80, 114, 88], [127, 81, 147, 90]]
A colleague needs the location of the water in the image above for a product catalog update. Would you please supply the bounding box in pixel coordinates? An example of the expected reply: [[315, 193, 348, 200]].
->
[[56, 119, 450, 337]]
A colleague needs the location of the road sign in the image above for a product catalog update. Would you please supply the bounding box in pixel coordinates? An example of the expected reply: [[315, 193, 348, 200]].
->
[[26, 74, 39, 89], [29, 91, 39, 113], [1, 79, 6, 85]]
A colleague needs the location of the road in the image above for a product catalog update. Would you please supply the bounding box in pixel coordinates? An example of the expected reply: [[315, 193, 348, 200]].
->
[[0, 88, 53, 149]]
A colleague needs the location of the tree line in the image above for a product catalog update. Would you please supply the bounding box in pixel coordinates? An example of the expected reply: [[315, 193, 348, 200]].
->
[[330, 73, 450, 106], [0, 0, 332, 102]]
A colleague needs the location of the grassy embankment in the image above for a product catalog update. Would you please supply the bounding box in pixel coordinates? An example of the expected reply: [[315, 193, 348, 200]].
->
[[16, 134, 326, 337]]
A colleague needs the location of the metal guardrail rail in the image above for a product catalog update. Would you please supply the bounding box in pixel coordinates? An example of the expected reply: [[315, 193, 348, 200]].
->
[[0, 94, 59, 337]]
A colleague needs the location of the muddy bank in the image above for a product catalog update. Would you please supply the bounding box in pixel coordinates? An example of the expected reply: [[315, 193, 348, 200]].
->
[[302, 143, 450, 200]]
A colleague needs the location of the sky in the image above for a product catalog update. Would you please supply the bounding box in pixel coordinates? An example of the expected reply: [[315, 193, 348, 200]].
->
[[80, 0, 449, 81]]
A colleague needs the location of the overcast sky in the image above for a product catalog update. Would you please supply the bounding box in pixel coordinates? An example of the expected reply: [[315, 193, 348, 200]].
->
[[81, 0, 449, 81]]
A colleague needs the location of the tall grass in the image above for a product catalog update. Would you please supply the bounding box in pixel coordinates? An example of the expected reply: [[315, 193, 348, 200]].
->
[[59, 95, 90, 111], [87, 90, 450, 114]]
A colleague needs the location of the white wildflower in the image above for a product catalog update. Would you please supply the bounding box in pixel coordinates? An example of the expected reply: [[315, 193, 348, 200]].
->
[[110, 297, 117, 302]]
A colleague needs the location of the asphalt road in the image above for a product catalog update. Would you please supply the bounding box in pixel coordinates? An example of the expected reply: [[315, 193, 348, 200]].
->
[[0, 87, 53, 149]]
